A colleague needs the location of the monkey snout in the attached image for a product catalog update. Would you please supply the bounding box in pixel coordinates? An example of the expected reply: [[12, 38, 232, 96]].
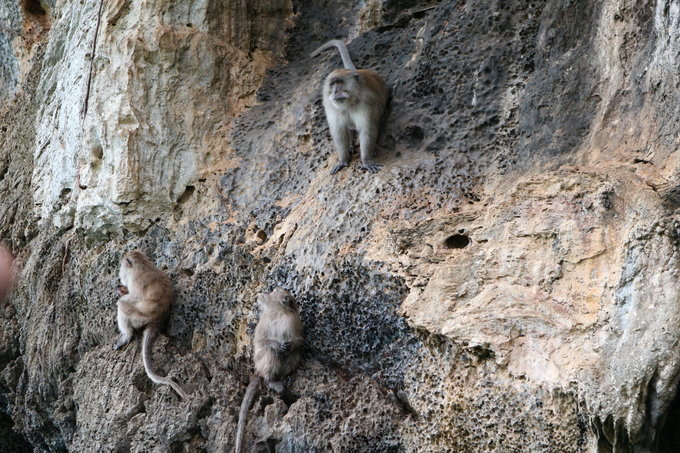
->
[[332, 88, 348, 100]]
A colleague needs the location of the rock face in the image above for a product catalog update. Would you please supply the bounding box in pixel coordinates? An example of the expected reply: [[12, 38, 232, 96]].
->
[[1, 0, 680, 451]]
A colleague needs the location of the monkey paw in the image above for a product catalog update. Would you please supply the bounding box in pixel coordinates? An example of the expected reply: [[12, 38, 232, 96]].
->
[[359, 163, 382, 174], [278, 342, 291, 357], [330, 162, 349, 175], [116, 285, 129, 297], [112, 335, 130, 350]]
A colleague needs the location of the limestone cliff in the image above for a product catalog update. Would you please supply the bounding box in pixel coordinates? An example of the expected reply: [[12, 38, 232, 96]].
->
[[1, 0, 680, 452]]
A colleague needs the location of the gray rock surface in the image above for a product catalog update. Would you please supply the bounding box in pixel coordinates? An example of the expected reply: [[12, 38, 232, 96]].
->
[[1, 0, 680, 452]]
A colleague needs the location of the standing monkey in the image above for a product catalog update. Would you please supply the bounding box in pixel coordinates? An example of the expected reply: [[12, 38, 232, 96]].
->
[[311, 39, 389, 174], [235, 288, 304, 453], [114, 250, 188, 399]]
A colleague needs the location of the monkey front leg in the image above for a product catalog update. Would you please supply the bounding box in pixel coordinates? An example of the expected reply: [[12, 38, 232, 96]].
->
[[329, 123, 351, 175]]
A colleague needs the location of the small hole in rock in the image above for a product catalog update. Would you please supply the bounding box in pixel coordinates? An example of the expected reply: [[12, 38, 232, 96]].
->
[[177, 185, 195, 204], [92, 145, 103, 160], [444, 234, 470, 249], [23, 0, 46, 16]]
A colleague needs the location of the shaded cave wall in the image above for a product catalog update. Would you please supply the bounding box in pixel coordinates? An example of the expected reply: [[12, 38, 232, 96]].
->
[[1, 0, 680, 452]]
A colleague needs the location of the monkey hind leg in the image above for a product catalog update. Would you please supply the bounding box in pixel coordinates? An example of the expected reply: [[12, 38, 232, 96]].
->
[[113, 333, 132, 351], [280, 351, 301, 377], [265, 380, 297, 407], [255, 346, 283, 381], [114, 304, 135, 350]]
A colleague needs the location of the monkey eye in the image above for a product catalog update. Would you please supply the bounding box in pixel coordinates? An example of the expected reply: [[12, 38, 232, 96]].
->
[[330, 78, 342, 86], [352, 73, 360, 81], [125, 258, 132, 266]]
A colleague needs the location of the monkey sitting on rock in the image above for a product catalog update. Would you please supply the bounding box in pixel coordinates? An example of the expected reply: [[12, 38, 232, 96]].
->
[[113, 250, 188, 399], [235, 288, 304, 453], [311, 39, 389, 175]]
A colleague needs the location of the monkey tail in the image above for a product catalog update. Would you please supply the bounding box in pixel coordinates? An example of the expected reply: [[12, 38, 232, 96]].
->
[[235, 376, 261, 453], [142, 327, 189, 399], [310, 39, 356, 71]]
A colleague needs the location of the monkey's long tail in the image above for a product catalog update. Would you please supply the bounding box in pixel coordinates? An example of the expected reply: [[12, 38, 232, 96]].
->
[[142, 327, 189, 399], [310, 39, 356, 71], [235, 376, 260, 453]]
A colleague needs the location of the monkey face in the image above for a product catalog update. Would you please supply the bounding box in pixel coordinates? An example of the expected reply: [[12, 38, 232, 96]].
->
[[329, 77, 349, 103], [272, 288, 297, 311], [324, 69, 360, 108], [256, 293, 266, 309], [119, 256, 133, 286], [257, 288, 298, 312], [119, 250, 146, 285]]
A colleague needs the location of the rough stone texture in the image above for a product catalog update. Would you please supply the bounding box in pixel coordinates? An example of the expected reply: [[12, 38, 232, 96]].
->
[[1, 0, 680, 452]]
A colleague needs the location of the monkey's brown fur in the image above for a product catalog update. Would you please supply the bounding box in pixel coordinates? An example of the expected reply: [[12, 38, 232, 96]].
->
[[234, 288, 304, 453], [114, 250, 188, 399], [312, 39, 389, 174]]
